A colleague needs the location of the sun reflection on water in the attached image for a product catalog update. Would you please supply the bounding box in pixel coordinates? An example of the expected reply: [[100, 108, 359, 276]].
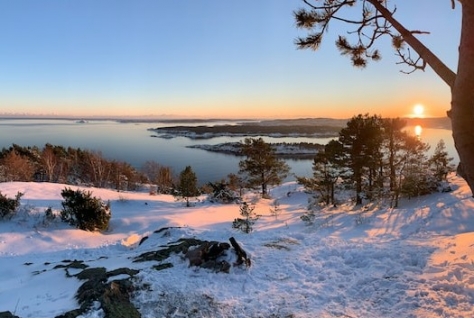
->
[[415, 125, 423, 136]]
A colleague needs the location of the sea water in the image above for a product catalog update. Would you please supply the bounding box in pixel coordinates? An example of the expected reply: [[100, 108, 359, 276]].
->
[[0, 118, 458, 185]]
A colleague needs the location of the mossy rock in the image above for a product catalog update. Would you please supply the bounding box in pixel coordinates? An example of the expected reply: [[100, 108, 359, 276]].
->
[[106, 267, 139, 278], [134, 237, 206, 263], [57, 265, 141, 318], [76, 267, 107, 281], [53, 260, 88, 270], [76, 277, 106, 305], [101, 280, 140, 318], [71, 267, 141, 318]]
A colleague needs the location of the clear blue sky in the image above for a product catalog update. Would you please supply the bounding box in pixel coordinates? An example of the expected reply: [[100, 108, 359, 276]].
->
[[0, 0, 461, 119]]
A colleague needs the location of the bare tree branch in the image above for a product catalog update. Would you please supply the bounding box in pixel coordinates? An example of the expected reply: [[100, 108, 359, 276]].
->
[[366, 0, 456, 87], [396, 47, 427, 74]]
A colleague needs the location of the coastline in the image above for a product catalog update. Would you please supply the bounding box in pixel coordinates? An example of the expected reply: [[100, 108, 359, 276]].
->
[[186, 142, 325, 159]]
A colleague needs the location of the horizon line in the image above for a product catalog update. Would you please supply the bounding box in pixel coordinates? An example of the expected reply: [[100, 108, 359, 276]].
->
[[0, 114, 450, 121]]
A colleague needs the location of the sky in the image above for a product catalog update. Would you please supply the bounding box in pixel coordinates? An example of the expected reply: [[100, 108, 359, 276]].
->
[[0, 1, 462, 119]]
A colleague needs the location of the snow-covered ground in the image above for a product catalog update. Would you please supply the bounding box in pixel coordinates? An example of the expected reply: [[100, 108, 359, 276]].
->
[[1, 174, 474, 317]]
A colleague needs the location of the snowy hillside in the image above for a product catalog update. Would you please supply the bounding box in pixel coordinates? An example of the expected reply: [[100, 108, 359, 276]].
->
[[1, 174, 474, 317]]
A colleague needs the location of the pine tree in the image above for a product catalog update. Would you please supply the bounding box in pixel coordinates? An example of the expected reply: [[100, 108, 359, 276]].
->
[[0, 191, 23, 219], [60, 188, 111, 231], [238, 138, 290, 198], [338, 114, 383, 205], [297, 140, 345, 206], [400, 137, 434, 199], [176, 166, 200, 207], [429, 139, 455, 182], [232, 202, 258, 233]]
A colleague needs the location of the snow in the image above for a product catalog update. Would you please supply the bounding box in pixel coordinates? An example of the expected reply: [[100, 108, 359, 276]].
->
[[1, 174, 474, 317]]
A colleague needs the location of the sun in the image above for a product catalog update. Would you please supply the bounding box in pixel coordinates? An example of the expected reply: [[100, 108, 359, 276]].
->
[[413, 104, 424, 117]]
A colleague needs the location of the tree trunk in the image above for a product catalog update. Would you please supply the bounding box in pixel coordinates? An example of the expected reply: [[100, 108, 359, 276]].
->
[[450, 1, 474, 195], [355, 174, 362, 205]]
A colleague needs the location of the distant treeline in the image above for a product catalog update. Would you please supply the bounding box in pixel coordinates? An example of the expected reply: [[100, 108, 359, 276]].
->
[[0, 144, 151, 190]]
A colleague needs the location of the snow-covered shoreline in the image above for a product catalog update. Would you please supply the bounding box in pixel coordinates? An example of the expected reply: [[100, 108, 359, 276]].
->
[[186, 141, 324, 158], [150, 130, 339, 140], [148, 123, 342, 140]]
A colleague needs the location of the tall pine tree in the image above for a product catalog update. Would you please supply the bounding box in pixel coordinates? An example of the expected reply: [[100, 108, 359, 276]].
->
[[239, 138, 290, 197]]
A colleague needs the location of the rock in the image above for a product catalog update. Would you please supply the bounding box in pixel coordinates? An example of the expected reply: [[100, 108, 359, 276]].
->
[[57, 267, 141, 318], [101, 280, 140, 318], [134, 238, 206, 263], [0, 311, 18, 318]]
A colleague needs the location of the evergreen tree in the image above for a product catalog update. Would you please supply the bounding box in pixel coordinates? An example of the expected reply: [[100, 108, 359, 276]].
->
[[0, 191, 23, 219], [429, 139, 455, 182], [207, 181, 239, 204], [381, 118, 408, 192], [232, 201, 258, 234], [400, 136, 434, 199], [238, 138, 290, 197], [338, 114, 383, 205], [176, 166, 200, 207], [297, 140, 345, 206], [60, 188, 111, 231]]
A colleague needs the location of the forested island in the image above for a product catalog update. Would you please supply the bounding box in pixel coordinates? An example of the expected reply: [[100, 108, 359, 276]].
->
[[148, 118, 346, 140], [149, 124, 341, 139]]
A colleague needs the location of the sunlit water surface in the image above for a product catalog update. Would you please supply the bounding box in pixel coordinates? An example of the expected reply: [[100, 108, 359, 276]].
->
[[0, 119, 457, 185]]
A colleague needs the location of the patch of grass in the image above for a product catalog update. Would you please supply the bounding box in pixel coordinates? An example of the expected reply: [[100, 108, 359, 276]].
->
[[263, 243, 291, 251], [263, 238, 299, 251]]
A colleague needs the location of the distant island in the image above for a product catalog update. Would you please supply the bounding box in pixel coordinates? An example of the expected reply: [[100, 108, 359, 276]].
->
[[148, 118, 346, 140], [187, 141, 325, 159]]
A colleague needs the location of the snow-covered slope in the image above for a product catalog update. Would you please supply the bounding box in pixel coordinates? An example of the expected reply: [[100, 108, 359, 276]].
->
[[0, 174, 473, 317]]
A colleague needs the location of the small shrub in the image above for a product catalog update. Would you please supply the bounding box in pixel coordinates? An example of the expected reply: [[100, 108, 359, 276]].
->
[[117, 195, 129, 203], [60, 188, 111, 231], [0, 191, 23, 219], [45, 207, 55, 221], [207, 181, 239, 204], [269, 200, 281, 219], [232, 202, 258, 233], [36, 206, 59, 227], [300, 210, 316, 226]]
